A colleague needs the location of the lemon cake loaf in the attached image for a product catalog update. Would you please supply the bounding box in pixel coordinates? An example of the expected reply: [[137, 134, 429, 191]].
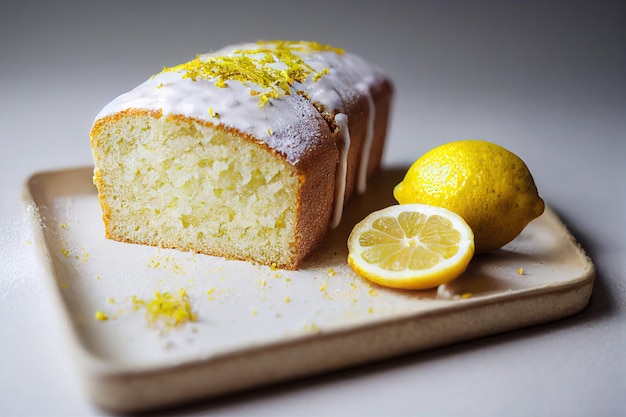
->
[[90, 40, 393, 269]]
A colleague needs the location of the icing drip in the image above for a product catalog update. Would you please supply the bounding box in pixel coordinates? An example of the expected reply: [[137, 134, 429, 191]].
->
[[331, 113, 350, 229], [356, 82, 376, 194]]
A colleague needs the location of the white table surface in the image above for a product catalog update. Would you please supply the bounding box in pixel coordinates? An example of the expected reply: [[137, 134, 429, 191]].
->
[[1, 1, 624, 416]]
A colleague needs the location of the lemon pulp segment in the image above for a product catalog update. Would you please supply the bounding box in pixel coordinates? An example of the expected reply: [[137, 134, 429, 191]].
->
[[359, 212, 462, 271], [348, 204, 475, 290]]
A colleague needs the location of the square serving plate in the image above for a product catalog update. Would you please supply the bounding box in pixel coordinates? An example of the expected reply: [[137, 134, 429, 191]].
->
[[24, 166, 594, 413]]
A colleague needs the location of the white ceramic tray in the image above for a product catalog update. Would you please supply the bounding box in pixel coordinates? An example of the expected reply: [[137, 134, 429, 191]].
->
[[24, 166, 594, 413]]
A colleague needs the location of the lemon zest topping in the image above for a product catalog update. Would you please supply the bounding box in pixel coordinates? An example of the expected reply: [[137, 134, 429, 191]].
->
[[208, 107, 220, 119], [160, 40, 343, 107], [518, 267, 525, 275], [313, 68, 330, 82]]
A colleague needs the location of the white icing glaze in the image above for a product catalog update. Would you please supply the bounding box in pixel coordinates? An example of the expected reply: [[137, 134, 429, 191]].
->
[[94, 41, 386, 226], [356, 81, 376, 194], [331, 113, 350, 229]]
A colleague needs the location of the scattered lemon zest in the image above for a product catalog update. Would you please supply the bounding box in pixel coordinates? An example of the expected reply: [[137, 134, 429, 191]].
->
[[61, 248, 70, 258], [106, 298, 116, 304], [461, 293, 473, 299], [327, 268, 336, 277], [267, 127, 273, 136], [147, 255, 187, 275], [303, 324, 320, 332], [207, 287, 216, 300], [60, 223, 68, 229], [518, 267, 525, 275], [95, 311, 109, 321], [132, 289, 196, 327], [270, 262, 278, 271], [284, 296, 292, 303]]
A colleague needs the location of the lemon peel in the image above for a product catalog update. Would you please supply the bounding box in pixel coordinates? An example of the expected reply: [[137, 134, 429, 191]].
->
[[394, 140, 544, 253]]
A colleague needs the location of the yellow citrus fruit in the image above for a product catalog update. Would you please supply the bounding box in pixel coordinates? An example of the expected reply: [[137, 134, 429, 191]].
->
[[393, 140, 544, 254], [347, 204, 475, 290]]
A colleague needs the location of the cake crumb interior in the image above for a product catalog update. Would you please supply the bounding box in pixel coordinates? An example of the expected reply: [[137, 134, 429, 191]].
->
[[92, 113, 300, 267]]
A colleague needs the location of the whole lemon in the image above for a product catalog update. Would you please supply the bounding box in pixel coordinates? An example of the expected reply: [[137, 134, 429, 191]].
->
[[393, 140, 545, 254]]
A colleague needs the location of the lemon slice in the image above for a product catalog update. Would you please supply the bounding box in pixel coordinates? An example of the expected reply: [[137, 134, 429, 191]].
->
[[347, 204, 475, 290]]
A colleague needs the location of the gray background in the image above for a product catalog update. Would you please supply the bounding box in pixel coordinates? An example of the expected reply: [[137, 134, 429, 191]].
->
[[1, 1, 624, 416]]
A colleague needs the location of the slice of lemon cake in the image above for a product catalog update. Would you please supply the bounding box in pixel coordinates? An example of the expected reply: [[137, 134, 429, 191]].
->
[[90, 40, 393, 269]]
